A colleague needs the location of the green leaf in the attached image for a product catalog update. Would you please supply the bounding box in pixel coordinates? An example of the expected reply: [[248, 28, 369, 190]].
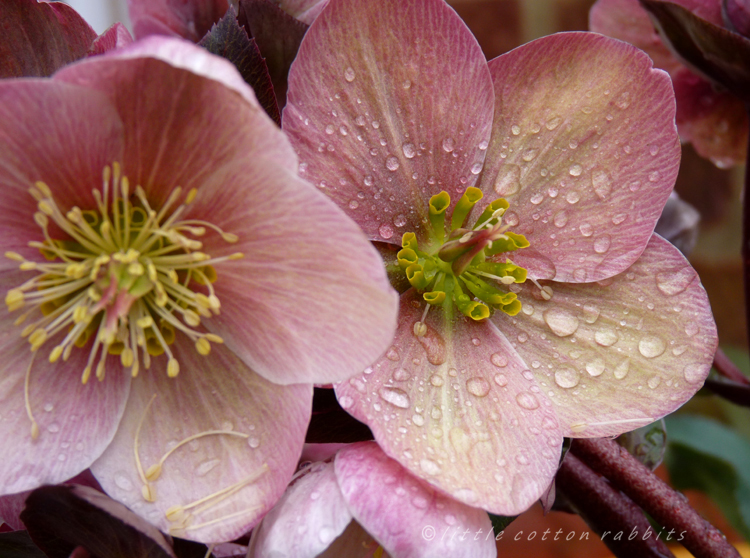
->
[[617, 419, 666, 471], [640, 0, 750, 101], [198, 5, 280, 124], [664, 414, 750, 541], [488, 513, 516, 534]]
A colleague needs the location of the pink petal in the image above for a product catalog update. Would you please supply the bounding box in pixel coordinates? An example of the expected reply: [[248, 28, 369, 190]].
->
[[55, 37, 297, 213], [0, 79, 124, 273], [335, 442, 497, 558], [251, 461, 353, 558], [199, 163, 399, 384], [672, 68, 748, 168], [89, 23, 135, 56], [492, 234, 717, 438], [127, 0, 229, 42], [0, 0, 97, 78], [334, 291, 562, 515], [726, 0, 750, 36], [479, 32, 679, 283], [0, 291, 131, 495], [0, 488, 29, 530], [91, 336, 312, 544], [283, 0, 494, 244]]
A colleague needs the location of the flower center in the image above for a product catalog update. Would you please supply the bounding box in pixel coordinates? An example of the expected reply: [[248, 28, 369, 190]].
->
[[397, 187, 541, 335], [5, 163, 242, 384]]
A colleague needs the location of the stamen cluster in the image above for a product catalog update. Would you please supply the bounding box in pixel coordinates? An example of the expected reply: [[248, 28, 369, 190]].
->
[[396, 187, 530, 334]]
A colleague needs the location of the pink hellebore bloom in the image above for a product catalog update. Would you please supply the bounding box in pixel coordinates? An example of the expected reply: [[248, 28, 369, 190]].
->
[[127, 0, 230, 41], [591, 0, 749, 167], [282, 0, 718, 517], [0, 38, 397, 542], [249, 442, 495, 558]]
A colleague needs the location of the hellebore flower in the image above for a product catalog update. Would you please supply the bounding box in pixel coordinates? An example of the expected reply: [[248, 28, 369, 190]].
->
[[590, 0, 749, 167], [249, 442, 495, 558], [0, 37, 398, 543], [127, 0, 230, 41], [1, 0, 133, 79], [282, 0, 718, 516]]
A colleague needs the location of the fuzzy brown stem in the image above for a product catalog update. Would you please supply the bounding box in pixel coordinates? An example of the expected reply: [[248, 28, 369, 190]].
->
[[571, 438, 741, 558]]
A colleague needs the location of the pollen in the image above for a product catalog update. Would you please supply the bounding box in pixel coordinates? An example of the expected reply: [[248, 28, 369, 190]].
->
[[399, 187, 546, 328], [5, 163, 240, 385]]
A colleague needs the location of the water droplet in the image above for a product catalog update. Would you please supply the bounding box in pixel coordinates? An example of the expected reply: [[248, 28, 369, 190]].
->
[[569, 139, 579, 149], [503, 210, 519, 226], [47, 422, 60, 433], [196, 458, 221, 476], [466, 377, 490, 397], [516, 392, 540, 410], [649, 144, 659, 156], [470, 162, 483, 175], [573, 268, 587, 281], [442, 137, 455, 152], [494, 164, 521, 196], [379, 223, 394, 239], [364, 175, 374, 186], [592, 170, 612, 199], [431, 407, 443, 420], [569, 164, 583, 177], [43, 403, 54, 412], [546, 116, 562, 130], [647, 376, 661, 389], [491, 353, 508, 368], [585, 358, 605, 377], [582, 304, 600, 324], [494, 374, 508, 387], [344, 67, 355, 82], [516, 455, 530, 465], [319, 526, 335, 544], [655, 268, 694, 296], [511, 125, 521, 135], [613, 358, 630, 379], [648, 170, 660, 182], [385, 156, 400, 171], [338, 395, 354, 409], [372, 120, 380, 129], [522, 303, 534, 316], [402, 143, 416, 158], [683, 363, 705, 384], [348, 200, 359, 209], [393, 368, 410, 381], [638, 335, 666, 358], [379, 387, 410, 409], [553, 211, 568, 228], [566, 191, 580, 204], [114, 472, 133, 491], [419, 458, 441, 475], [554, 367, 579, 388], [685, 321, 699, 336], [579, 223, 593, 237], [544, 308, 579, 337], [615, 91, 630, 109], [594, 328, 618, 346], [430, 374, 444, 387], [392, 214, 407, 228], [522, 148, 538, 162], [612, 213, 627, 225], [593, 235, 611, 254], [530, 193, 544, 205]]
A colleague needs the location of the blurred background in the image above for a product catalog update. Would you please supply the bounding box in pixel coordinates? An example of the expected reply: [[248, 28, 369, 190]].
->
[[59, 0, 749, 556]]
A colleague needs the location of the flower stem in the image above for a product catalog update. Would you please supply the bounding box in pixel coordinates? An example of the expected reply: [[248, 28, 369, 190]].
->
[[556, 452, 675, 558], [713, 348, 750, 385], [571, 438, 741, 558]]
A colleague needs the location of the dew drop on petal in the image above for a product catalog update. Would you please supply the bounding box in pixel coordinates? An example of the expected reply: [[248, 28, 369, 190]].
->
[[554, 367, 579, 388], [613, 359, 630, 379], [593, 235, 611, 254], [494, 164, 521, 196], [379, 387, 410, 409], [582, 304, 600, 324], [522, 148, 538, 162], [569, 164, 583, 177], [494, 374, 509, 387], [585, 358, 605, 377], [379, 223, 394, 239], [393, 368, 411, 381], [412, 414, 425, 426], [683, 363, 706, 384], [344, 67, 356, 82], [516, 391, 540, 410], [655, 268, 695, 296], [543, 308, 579, 337], [430, 374, 444, 387], [594, 328, 618, 346], [466, 377, 490, 397], [592, 170, 612, 200], [386, 156, 400, 171], [579, 223, 593, 237], [638, 335, 666, 358], [566, 191, 580, 204], [402, 143, 416, 158], [442, 138, 455, 152], [553, 211, 568, 228], [647, 376, 661, 389], [546, 116, 562, 130], [530, 193, 544, 205], [612, 213, 627, 225], [491, 352, 508, 367], [685, 321, 699, 336], [338, 395, 354, 409], [470, 162, 483, 175], [393, 214, 407, 228], [511, 125, 521, 135]]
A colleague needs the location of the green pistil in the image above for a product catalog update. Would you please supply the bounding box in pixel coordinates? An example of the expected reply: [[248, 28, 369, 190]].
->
[[398, 187, 529, 322]]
